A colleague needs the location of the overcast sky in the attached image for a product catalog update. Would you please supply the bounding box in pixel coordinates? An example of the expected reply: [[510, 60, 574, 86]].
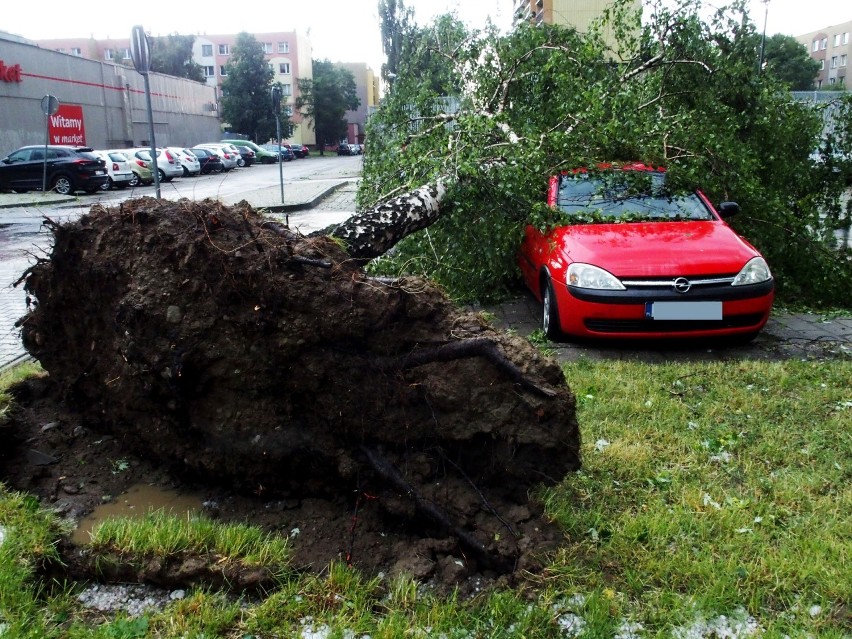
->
[[3, 0, 849, 73]]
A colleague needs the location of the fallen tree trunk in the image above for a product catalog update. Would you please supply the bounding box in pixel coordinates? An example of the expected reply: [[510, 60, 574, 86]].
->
[[19, 196, 580, 575]]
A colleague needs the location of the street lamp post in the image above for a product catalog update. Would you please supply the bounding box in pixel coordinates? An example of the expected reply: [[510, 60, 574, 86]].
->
[[758, 0, 770, 75]]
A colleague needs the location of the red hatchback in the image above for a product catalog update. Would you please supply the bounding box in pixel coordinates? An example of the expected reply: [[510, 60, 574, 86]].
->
[[518, 164, 774, 341]]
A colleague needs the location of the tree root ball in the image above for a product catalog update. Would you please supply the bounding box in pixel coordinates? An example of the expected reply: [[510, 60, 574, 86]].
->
[[20, 197, 581, 578]]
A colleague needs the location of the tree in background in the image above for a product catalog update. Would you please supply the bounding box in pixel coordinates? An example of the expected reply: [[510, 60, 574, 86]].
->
[[295, 60, 360, 154], [351, 0, 851, 306], [378, 0, 414, 83], [762, 34, 820, 90], [220, 33, 277, 142], [150, 34, 205, 83]]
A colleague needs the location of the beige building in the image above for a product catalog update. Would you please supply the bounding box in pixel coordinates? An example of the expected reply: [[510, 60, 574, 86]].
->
[[513, 0, 642, 51], [337, 62, 380, 144], [795, 20, 851, 90]]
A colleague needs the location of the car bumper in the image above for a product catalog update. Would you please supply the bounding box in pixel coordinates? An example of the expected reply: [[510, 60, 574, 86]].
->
[[556, 281, 774, 339]]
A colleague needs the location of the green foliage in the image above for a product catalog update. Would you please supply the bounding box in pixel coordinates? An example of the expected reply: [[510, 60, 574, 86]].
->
[[378, 0, 414, 82], [150, 34, 205, 82], [295, 60, 360, 148], [220, 33, 278, 143], [762, 33, 821, 90], [361, 0, 852, 307]]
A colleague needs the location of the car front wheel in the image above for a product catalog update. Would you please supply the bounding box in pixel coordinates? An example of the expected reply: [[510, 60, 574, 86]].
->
[[542, 278, 565, 341], [51, 175, 74, 195]]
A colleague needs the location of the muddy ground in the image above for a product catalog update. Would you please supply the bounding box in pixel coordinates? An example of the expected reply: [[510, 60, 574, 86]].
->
[[1, 197, 580, 596]]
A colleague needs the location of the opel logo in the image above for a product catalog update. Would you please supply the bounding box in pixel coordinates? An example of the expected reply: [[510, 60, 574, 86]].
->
[[673, 277, 692, 294]]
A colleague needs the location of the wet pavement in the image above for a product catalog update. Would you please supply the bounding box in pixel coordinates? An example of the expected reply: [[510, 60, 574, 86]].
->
[[0, 179, 850, 371]]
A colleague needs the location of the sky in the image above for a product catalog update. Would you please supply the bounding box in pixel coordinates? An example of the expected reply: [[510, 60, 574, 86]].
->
[[2, 0, 850, 74]]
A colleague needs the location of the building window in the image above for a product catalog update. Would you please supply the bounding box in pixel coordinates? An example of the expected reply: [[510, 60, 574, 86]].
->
[[820, 59, 825, 70], [201, 44, 213, 57], [830, 78, 836, 85], [831, 56, 838, 68], [203, 66, 215, 77], [119, 48, 130, 60], [219, 66, 228, 76], [844, 33, 850, 45], [55, 48, 65, 53], [821, 38, 827, 50], [282, 83, 292, 96], [813, 40, 819, 52], [842, 54, 848, 67], [262, 42, 273, 54], [104, 49, 114, 60], [218, 44, 230, 55], [834, 34, 841, 46], [278, 41, 289, 53], [279, 62, 290, 74]]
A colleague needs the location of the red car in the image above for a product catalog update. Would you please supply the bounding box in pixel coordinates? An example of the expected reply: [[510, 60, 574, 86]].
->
[[518, 164, 774, 341]]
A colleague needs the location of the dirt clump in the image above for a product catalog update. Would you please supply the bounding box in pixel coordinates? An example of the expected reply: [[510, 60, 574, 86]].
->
[[4, 197, 580, 592]]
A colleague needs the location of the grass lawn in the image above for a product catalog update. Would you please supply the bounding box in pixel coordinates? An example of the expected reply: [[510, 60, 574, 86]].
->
[[1, 356, 850, 638]]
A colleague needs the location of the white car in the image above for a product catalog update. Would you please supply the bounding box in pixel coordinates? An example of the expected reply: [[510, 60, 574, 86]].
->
[[93, 150, 133, 190], [195, 144, 238, 171], [167, 147, 201, 177], [126, 148, 183, 182]]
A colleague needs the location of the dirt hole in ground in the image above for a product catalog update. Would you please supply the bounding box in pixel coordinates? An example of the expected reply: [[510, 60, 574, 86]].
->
[[1, 197, 580, 595]]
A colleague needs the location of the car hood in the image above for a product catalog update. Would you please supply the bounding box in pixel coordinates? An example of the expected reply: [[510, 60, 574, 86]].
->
[[552, 221, 761, 277]]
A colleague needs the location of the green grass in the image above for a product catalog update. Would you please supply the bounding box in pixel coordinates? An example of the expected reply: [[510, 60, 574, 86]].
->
[[1, 358, 850, 637]]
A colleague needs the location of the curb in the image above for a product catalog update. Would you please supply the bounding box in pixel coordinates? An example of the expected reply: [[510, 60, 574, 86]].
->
[[255, 181, 349, 213]]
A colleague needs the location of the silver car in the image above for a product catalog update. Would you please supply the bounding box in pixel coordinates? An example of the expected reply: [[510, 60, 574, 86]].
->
[[167, 147, 201, 177], [195, 144, 238, 171], [93, 150, 134, 190]]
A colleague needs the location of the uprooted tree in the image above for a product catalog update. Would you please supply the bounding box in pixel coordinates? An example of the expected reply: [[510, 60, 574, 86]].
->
[[14, 0, 852, 578]]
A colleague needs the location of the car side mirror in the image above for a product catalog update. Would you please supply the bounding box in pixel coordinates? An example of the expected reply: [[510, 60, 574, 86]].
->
[[718, 201, 740, 218]]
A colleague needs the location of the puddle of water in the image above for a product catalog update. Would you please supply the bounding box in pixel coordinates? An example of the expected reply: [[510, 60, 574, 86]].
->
[[72, 483, 204, 545]]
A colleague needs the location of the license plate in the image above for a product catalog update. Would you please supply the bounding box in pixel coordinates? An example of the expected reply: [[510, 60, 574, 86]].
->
[[645, 301, 722, 320]]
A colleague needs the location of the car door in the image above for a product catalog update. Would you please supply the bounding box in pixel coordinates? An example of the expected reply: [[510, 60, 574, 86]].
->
[[0, 148, 42, 191]]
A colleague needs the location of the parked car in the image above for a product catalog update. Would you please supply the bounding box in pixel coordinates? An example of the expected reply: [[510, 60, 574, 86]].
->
[[126, 148, 183, 182], [0, 145, 108, 195], [336, 143, 353, 156], [222, 139, 278, 164], [260, 143, 294, 161], [93, 150, 133, 190], [349, 143, 362, 155], [517, 163, 775, 341], [291, 144, 310, 158], [188, 147, 224, 174], [118, 150, 154, 187], [217, 142, 253, 167], [195, 144, 238, 171], [166, 147, 201, 177]]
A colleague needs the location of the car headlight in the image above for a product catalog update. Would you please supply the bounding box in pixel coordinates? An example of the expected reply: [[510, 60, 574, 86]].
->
[[732, 257, 772, 286], [567, 263, 626, 290]]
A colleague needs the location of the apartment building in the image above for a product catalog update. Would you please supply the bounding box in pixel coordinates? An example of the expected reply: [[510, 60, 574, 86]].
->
[[35, 31, 317, 145], [796, 20, 851, 90], [513, 0, 642, 51]]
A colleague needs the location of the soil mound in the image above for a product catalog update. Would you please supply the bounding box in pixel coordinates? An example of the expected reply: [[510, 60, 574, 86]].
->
[[10, 197, 581, 589]]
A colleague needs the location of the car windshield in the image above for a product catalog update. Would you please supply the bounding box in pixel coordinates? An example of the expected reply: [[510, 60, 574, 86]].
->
[[556, 171, 714, 221]]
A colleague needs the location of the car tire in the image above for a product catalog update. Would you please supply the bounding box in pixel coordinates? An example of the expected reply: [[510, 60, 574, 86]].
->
[[542, 278, 565, 341], [128, 173, 140, 187], [236, 158, 245, 167], [51, 175, 74, 195], [182, 166, 190, 177], [101, 178, 113, 191]]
